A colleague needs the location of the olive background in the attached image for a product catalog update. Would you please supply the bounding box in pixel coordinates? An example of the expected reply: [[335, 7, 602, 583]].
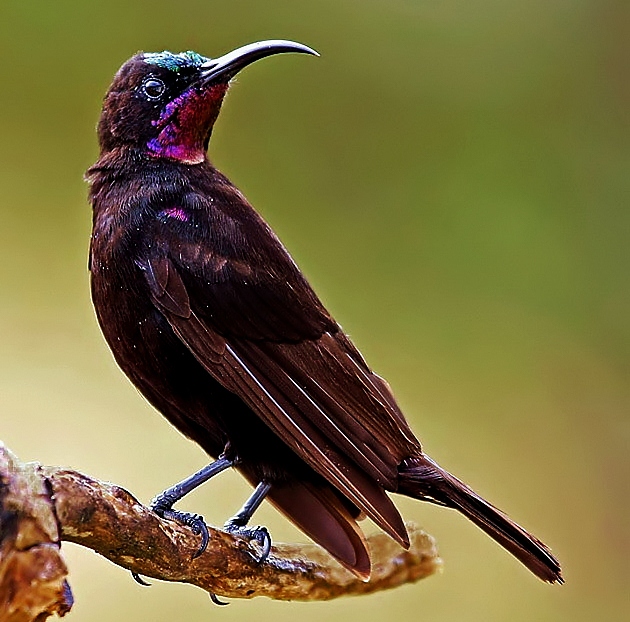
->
[[1, 1, 627, 620]]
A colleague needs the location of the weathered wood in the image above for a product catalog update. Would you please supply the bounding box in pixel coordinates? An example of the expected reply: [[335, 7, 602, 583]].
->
[[0, 442, 441, 620]]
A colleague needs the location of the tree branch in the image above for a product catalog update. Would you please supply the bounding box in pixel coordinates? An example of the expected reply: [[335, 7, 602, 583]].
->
[[0, 441, 441, 620]]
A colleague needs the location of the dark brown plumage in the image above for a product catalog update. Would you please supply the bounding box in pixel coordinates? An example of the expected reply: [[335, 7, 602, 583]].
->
[[87, 42, 562, 583]]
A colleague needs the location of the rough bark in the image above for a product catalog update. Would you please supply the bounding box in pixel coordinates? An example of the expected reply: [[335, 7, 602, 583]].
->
[[0, 442, 441, 620]]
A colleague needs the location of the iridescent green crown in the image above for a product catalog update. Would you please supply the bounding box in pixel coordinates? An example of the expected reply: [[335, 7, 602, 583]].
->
[[143, 51, 207, 72]]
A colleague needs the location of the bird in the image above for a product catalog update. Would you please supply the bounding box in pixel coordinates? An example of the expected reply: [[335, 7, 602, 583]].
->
[[86, 40, 562, 584]]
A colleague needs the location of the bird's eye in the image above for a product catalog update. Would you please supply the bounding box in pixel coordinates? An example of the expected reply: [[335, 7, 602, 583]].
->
[[142, 77, 166, 100]]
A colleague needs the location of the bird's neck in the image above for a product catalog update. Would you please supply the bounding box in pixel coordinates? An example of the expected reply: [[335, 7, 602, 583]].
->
[[146, 82, 228, 164], [89, 145, 207, 174], [87, 147, 218, 199]]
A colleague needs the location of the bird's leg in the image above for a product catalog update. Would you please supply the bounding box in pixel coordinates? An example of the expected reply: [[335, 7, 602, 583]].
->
[[132, 455, 234, 587], [151, 455, 234, 556], [224, 481, 272, 563]]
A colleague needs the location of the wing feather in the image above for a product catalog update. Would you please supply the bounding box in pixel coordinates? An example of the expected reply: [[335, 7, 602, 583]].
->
[[266, 480, 371, 578], [142, 227, 419, 549], [169, 308, 408, 546]]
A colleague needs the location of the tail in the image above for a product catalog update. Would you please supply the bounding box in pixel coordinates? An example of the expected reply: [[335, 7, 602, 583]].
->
[[398, 454, 563, 584]]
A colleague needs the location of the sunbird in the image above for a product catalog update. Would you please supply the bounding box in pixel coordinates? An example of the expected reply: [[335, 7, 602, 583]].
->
[[87, 40, 562, 583]]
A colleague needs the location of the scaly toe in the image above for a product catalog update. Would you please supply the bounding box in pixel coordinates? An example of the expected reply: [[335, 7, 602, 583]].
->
[[224, 523, 271, 564], [158, 508, 210, 559]]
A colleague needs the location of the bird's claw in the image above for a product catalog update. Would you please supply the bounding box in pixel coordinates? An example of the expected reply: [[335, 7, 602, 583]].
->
[[210, 592, 230, 606], [130, 507, 209, 586], [155, 506, 210, 559], [131, 571, 151, 586], [224, 523, 272, 564]]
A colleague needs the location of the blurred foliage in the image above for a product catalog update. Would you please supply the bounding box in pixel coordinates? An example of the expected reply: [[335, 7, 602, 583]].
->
[[0, 1, 628, 620]]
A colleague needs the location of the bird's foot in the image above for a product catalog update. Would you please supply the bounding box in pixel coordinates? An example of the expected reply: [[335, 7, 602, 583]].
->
[[223, 520, 272, 564], [130, 504, 210, 586], [154, 504, 210, 559]]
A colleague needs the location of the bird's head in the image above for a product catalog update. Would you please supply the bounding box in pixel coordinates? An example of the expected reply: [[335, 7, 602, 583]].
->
[[97, 40, 317, 165]]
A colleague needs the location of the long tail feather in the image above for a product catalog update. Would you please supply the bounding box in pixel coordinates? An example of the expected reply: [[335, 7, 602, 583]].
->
[[398, 455, 562, 583]]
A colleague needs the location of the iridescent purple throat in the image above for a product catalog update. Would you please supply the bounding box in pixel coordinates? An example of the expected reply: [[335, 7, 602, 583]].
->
[[147, 83, 228, 164]]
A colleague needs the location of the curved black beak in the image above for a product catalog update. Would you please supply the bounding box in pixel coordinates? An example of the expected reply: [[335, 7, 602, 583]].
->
[[200, 40, 318, 84]]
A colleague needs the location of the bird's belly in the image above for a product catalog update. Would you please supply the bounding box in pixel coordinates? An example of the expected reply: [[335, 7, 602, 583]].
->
[[91, 269, 307, 483]]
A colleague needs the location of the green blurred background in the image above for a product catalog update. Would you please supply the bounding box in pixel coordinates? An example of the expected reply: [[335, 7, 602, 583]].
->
[[1, 0, 628, 620]]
